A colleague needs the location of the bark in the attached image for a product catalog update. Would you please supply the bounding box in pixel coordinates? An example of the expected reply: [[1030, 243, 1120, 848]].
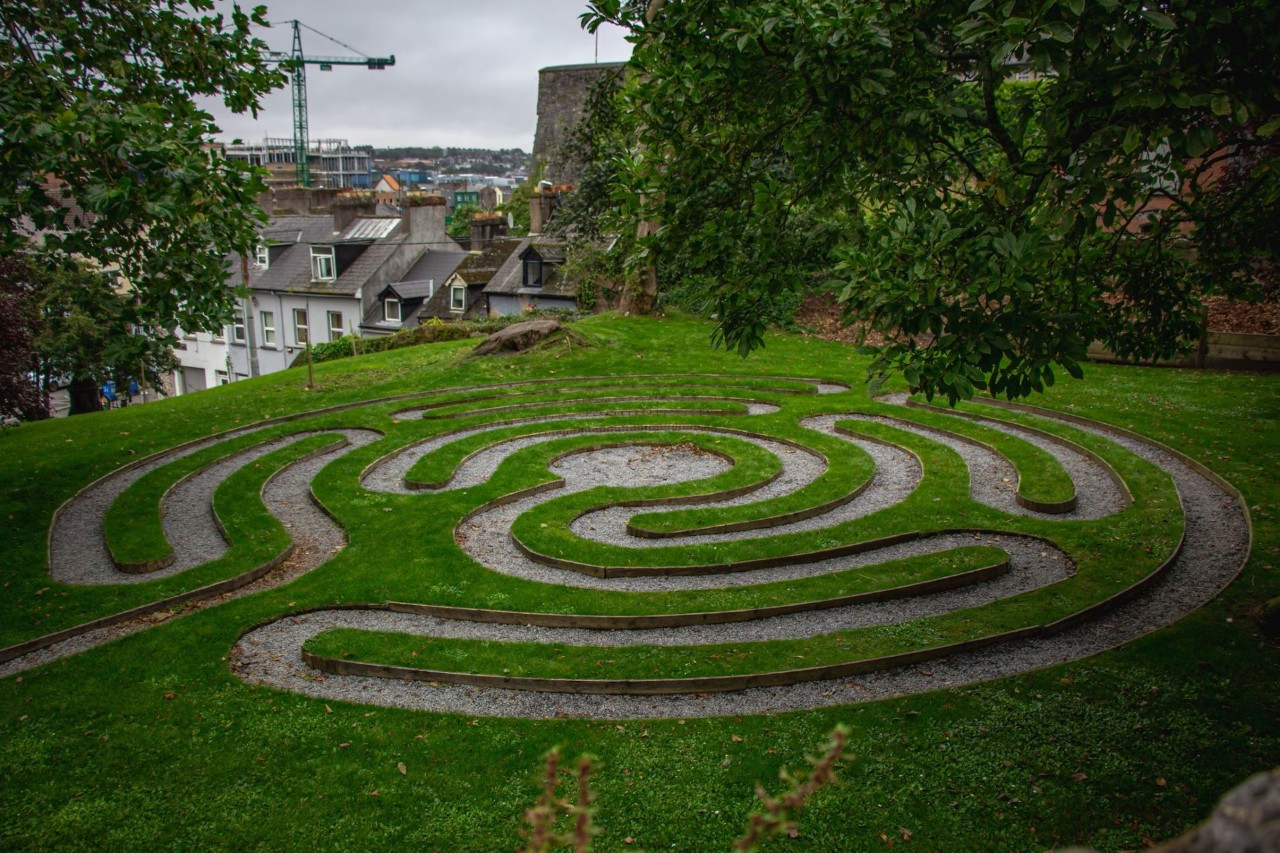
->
[[68, 376, 102, 415]]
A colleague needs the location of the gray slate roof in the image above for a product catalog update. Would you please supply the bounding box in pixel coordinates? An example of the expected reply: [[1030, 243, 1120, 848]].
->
[[483, 236, 577, 298], [239, 215, 407, 297]]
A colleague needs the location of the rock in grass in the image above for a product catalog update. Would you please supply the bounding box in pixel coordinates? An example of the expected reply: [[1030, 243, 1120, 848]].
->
[[472, 320, 580, 356]]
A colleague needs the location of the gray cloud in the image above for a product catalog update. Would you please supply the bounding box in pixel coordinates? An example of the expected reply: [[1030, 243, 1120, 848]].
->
[[201, 0, 633, 150]]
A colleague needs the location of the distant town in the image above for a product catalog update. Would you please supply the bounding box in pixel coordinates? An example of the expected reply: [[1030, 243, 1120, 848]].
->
[[219, 139, 531, 190]]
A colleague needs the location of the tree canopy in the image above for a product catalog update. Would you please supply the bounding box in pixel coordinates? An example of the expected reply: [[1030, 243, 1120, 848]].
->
[[583, 0, 1280, 402], [0, 1, 283, 349]]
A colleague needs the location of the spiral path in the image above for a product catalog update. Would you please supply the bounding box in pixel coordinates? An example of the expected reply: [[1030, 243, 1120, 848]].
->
[[3, 375, 1249, 722]]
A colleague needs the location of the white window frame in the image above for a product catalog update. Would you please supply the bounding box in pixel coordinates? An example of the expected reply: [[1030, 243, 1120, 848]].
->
[[260, 311, 276, 347], [450, 284, 466, 313], [328, 311, 344, 341], [293, 308, 309, 345], [310, 247, 336, 281], [231, 307, 246, 343], [255, 243, 270, 268], [383, 298, 401, 323]]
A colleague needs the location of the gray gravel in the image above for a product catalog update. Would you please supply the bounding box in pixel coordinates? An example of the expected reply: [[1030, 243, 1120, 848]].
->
[[231, 405, 1248, 719], [2, 429, 380, 678], [840, 404, 1127, 519], [360, 405, 777, 495]]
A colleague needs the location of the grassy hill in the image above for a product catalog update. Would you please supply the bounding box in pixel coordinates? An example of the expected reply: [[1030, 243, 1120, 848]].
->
[[0, 312, 1276, 851]]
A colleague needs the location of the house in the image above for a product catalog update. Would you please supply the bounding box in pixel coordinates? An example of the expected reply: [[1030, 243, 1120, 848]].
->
[[482, 238, 580, 316], [219, 196, 460, 378], [422, 236, 524, 321], [362, 250, 469, 333], [374, 173, 402, 207]]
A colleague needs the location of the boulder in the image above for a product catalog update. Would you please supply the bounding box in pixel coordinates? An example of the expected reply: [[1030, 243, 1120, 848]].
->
[[473, 319, 569, 356]]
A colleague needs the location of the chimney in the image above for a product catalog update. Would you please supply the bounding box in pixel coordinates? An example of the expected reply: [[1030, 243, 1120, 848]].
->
[[529, 185, 573, 235], [469, 212, 508, 250], [331, 191, 376, 233], [402, 192, 447, 244]]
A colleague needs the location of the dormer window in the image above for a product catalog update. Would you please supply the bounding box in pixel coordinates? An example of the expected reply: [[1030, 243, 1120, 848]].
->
[[522, 258, 542, 288], [255, 243, 270, 268], [384, 298, 401, 322], [450, 285, 466, 313], [311, 246, 336, 281]]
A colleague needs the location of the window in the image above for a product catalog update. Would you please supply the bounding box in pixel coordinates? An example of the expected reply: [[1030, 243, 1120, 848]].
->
[[383, 298, 401, 322], [293, 308, 309, 345], [310, 247, 335, 281], [260, 311, 276, 346], [215, 370, 229, 386], [450, 285, 466, 313], [231, 307, 246, 343], [255, 243, 270, 268], [328, 311, 344, 341], [523, 258, 542, 288]]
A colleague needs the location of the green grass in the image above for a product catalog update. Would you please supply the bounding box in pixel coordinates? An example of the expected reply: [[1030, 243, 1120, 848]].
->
[[0, 311, 1276, 852]]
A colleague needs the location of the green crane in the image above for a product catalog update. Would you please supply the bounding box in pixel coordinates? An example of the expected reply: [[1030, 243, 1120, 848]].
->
[[265, 20, 394, 188]]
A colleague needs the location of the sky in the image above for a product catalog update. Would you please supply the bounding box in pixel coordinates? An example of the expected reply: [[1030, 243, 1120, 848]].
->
[[200, 0, 634, 151]]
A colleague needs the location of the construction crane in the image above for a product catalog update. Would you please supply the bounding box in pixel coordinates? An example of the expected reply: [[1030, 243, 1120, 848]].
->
[[265, 20, 395, 187]]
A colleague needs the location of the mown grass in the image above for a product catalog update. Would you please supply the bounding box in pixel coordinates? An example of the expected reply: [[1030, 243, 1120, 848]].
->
[[0, 312, 1275, 852]]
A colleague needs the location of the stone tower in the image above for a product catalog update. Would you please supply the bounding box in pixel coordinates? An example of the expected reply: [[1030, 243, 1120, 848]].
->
[[530, 62, 627, 185]]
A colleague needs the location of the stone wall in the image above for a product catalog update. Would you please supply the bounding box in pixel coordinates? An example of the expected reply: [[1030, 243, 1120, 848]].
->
[[531, 62, 627, 185]]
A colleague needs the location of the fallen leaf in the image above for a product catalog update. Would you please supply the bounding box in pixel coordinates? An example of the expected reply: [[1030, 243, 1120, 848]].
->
[[731, 735, 743, 743], [397, 762, 407, 775], [1071, 772, 1088, 782], [368, 789, 379, 797], [325, 705, 333, 714], [1156, 777, 1168, 788]]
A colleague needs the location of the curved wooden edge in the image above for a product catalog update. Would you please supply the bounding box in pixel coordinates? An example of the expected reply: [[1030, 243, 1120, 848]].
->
[[47, 373, 841, 577], [301, 625, 1042, 696], [110, 435, 350, 573], [0, 542, 297, 668], [385, 556, 1010, 629], [902, 398, 1133, 507], [514, 526, 1058, 579], [400, 418, 757, 492], [406, 395, 776, 423], [3, 434, 360, 671], [861, 407, 1081, 514], [295, 511, 1191, 698]]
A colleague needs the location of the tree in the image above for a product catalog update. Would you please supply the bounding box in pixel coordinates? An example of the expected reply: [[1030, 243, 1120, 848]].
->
[[0, 257, 47, 422], [448, 202, 483, 239], [0, 1, 284, 362], [584, 0, 1280, 402], [32, 256, 176, 415]]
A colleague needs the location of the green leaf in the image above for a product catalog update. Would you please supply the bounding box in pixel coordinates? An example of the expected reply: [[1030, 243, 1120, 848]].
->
[[1141, 9, 1176, 30]]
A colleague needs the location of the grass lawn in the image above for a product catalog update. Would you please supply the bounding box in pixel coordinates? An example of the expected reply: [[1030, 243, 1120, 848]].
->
[[0, 311, 1277, 852]]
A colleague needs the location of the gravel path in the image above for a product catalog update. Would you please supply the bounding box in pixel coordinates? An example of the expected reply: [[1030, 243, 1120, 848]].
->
[[230, 405, 1247, 719], [2, 429, 380, 678], [360, 406, 777, 495], [837, 409, 1127, 519]]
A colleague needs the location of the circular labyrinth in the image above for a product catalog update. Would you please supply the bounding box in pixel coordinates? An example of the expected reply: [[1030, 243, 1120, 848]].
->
[[1, 374, 1250, 720]]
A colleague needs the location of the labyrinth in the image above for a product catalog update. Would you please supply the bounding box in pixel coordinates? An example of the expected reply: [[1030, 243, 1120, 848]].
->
[[1, 373, 1250, 720]]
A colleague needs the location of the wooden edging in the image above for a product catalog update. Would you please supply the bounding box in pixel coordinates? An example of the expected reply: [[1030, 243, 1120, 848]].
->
[[110, 432, 344, 573], [903, 398, 1135, 510], [385, 556, 1010, 629], [0, 543, 296, 667], [399, 414, 751, 491], [406, 394, 779, 423], [48, 372, 843, 579], [296, 521, 1183, 697], [2, 435, 354, 669], [867, 409, 1077, 514], [280, 398, 1249, 698]]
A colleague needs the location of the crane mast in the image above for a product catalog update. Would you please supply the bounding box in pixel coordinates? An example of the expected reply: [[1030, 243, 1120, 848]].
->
[[266, 20, 395, 188]]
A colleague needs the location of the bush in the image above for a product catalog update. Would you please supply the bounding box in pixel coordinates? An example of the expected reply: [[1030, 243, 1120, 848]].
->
[[297, 311, 585, 367]]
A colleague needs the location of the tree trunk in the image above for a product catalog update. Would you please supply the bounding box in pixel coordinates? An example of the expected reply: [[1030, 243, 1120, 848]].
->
[[68, 376, 102, 415]]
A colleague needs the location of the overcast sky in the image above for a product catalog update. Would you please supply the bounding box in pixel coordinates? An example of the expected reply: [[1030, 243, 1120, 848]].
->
[[200, 0, 634, 151]]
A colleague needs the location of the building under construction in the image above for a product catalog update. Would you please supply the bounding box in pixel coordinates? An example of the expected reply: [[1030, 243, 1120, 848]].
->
[[223, 138, 372, 189]]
